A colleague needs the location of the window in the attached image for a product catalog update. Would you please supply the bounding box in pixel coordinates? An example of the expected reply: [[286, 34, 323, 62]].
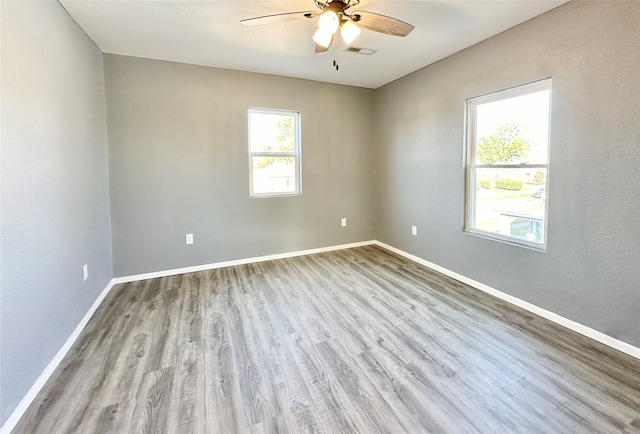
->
[[248, 108, 301, 197], [465, 79, 551, 249]]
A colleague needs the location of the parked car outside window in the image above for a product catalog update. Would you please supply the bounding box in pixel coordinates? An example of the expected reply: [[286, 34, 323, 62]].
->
[[531, 187, 546, 199]]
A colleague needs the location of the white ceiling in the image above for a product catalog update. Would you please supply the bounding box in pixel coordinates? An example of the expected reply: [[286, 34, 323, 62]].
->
[[60, 0, 569, 89]]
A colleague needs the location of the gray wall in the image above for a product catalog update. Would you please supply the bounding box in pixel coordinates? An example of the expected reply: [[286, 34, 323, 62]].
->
[[3, 0, 640, 426], [105, 55, 375, 277], [0, 1, 112, 424], [374, 1, 640, 347]]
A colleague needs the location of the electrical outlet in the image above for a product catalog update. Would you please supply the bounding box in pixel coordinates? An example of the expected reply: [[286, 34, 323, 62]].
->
[[411, 225, 418, 236], [341, 218, 347, 227], [83, 264, 88, 281], [186, 233, 194, 245]]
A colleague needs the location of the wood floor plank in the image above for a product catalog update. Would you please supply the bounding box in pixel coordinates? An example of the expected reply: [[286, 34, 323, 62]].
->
[[12, 245, 640, 433]]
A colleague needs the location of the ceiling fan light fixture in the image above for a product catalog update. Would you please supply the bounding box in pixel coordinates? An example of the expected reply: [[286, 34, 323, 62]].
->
[[313, 27, 333, 48], [340, 20, 361, 45], [318, 11, 339, 34]]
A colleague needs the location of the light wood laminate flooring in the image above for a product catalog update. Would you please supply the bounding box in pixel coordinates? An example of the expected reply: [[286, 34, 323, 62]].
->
[[14, 246, 640, 433]]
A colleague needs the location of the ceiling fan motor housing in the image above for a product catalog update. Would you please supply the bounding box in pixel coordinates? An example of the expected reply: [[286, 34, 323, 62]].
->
[[314, 0, 359, 23]]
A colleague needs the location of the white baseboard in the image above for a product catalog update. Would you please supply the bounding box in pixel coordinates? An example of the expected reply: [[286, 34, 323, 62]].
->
[[0, 279, 117, 434], [4, 238, 638, 433], [1, 240, 376, 432], [112, 240, 377, 284], [374, 240, 640, 361]]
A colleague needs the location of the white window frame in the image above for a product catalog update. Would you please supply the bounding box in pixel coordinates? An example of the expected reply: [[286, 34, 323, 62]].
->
[[464, 79, 552, 250], [248, 107, 301, 198]]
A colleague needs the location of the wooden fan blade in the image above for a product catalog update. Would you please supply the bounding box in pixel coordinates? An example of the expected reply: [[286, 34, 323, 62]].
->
[[353, 11, 414, 37], [240, 11, 315, 26]]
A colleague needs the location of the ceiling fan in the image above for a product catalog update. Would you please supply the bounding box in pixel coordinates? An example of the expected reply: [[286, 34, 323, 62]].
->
[[240, 0, 414, 62]]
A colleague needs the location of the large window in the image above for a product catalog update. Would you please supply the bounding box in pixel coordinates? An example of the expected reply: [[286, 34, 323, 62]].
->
[[465, 79, 551, 249], [248, 108, 301, 197]]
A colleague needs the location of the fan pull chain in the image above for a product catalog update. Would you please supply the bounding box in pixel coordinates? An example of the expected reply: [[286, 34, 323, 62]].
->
[[333, 37, 339, 71]]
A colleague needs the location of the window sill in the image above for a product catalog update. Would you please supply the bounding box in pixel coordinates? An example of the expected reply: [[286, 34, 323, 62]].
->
[[463, 228, 547, 252]]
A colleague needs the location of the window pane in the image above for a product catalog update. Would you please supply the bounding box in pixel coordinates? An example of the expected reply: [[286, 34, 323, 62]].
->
[[252, 156, 296, 195], [471, 167, 547, 244], [475, 89, 550, 164], [249, 112, 297, 153]]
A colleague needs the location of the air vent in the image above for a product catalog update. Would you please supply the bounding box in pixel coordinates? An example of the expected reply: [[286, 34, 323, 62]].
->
[[345, 47, 377, 56]]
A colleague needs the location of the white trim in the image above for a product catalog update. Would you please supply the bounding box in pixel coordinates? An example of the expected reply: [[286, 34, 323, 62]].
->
[[112, 240, 377, 284], [5, 238, 638, 433], [248, 107, 302, 198], [1, 240, 376, 432], [0, 279, 117, 434], [373, 241, 640, 361], [465, 78, 552, 251]]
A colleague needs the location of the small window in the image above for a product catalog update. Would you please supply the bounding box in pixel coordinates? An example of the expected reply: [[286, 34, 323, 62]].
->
[[465, 79, 551, 249], [248, 108, 301, 197]]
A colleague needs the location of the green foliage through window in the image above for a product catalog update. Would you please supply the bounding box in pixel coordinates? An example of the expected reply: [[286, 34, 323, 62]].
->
[[533, 171, 546, 185], [494, 179, 523, 191], [465, 79, 551, 247], [256, 117, 295, 169], [477, 123, 532, 164], [248, 107, 301, 197]]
